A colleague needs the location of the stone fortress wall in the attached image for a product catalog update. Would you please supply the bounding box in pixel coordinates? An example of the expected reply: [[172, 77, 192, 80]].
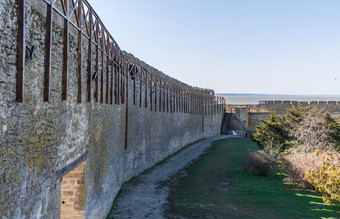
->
[[226, 101, 340, 129], [0, 0, 225, 218]]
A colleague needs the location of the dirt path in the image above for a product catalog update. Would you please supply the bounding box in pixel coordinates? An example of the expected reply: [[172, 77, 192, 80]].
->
[[107, 135, 235, 219]]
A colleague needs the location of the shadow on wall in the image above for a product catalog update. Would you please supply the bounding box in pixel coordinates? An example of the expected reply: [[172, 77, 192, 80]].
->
[[221, 113, 255, 137]]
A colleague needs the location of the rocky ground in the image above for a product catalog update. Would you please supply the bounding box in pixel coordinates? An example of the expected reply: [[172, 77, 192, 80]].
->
[[107, 135, 234, 219]]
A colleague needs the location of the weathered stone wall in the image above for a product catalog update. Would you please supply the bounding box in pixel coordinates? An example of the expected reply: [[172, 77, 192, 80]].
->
[[0, 1, 223, 218], [248, 112, 271, 130], [226, 100, 340, 114], [235, 108, 248, 127], [221, 113, 254, 137], [227, 100, 340, 130]]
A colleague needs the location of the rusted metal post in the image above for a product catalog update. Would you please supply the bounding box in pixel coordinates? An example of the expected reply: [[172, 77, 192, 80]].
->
[[139, 66, 142, 107], [149, 75, 152, 111], [195, 93, 197, 115], [162, 82, 165, 112], [62, 0, 69, 101], [169, 84, 172, 114], [114, 48, 118, 104], [220, 98, 222, 114], [201, 95, 205, 132], [193, 92, 195, 114], [205, 96, 207, 115], [196, 93, 198, 114], [86, 7, 92, 102], [212, 97, 214, 115], [172, 85, 175, 113], [133, 64, 136, 105], [179, 88, 181, 113], [120, 55, 124, 103], [106, 34, 110, 104], [44, 1, 53, 102], [194, 92, 197, 114], [192, 92, 194, 114], [177, 87, 180, 113], [145, 69, 148, 108], [189, 91, 191, 114], [184, 90, 186, 113], [195, 93, 197, 114], [159, 78, 162, 112], [187, 91, 189, 114], [181, 90, 183, 113], [16, 0, 25, 102], [175, 86, 178, 113], [110, 43, 114, 105], [188, 91, 190, 114], [100, 30, 104, 104], [154, 77, 157, 111], [116, 53, 120, 105], [166, 83, 169, 113], [95, 22, 99, 102], [125, 61, 129, 149], [178, 88, 180, 113], [197, 93, 199, 114], [198, 94, 200, 114], [174, 86, 176, 113], [77, 0, 82, 103]]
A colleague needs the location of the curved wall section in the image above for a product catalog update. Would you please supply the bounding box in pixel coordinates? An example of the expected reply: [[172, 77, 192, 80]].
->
[[0, 1, 224, 218]]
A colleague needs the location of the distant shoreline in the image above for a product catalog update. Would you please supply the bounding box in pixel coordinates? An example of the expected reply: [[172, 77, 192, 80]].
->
[[216, 93, 340, 105]]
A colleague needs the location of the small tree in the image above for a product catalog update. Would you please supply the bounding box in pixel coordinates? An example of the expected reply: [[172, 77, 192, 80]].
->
[[252, 112, 288, 156], [253, 107, 339, 154], [324, 114, 340, 151]]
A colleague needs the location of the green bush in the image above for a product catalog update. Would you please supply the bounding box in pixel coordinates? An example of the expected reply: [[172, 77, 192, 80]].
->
[[252, 107, 340, 154], [304, 150, 340, 206], [325, 114, 340, 151], [252, 112, 288, 156]]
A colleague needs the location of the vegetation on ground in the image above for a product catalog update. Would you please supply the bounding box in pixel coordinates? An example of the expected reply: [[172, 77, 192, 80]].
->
[[251, 106, 340, 207], [304, 150, 340, 206], [167, 138, 339, 218], [252, 107, 340, 155], [242, 149, 276, 176]]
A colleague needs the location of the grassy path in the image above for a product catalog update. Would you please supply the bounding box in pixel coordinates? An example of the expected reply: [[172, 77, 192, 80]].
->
[[168, 138, 339, 218]]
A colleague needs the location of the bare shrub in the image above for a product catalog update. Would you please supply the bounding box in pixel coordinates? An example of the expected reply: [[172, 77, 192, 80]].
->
[[289, 107, 333, 152], [242, 150, 276, 176], [282, 152, 315, 189]]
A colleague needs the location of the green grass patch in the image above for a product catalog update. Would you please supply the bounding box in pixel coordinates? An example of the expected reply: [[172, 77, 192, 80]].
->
[[168, 138, 340, 218]]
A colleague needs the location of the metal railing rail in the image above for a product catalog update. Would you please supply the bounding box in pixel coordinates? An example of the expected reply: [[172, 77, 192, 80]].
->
[[15, 0, 226, 146]]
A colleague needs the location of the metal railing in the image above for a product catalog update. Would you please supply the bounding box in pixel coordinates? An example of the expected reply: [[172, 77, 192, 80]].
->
[[15, 0, 226, 116]]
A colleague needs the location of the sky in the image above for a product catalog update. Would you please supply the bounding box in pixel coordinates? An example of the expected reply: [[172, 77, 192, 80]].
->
[[88, 0, 340, 95]]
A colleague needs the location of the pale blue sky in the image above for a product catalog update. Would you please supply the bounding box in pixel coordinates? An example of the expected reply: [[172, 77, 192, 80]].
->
[[89, 0, 340, 95]]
